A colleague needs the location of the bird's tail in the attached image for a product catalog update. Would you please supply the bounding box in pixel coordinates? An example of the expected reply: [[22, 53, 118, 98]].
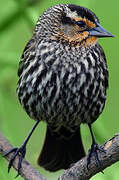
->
[[37, 126, 85, 171]]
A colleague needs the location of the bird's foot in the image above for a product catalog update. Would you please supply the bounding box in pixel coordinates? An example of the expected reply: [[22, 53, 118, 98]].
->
[[87, 142, 105, 173], [3, 144, 26, 177]]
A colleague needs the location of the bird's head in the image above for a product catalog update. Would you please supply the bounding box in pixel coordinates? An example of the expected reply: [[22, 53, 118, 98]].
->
[[35, 4, 114, 47]]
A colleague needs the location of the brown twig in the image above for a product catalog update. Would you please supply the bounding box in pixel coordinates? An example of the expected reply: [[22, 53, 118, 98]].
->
[[0, 132, 119, 180], [59, 134, 119, 180], [0, 132, 47, 180]]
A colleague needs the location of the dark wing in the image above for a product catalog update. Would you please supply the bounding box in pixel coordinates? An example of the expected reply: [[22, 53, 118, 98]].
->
[[97, 43, 109, 89], [18, 37, 37, 77]]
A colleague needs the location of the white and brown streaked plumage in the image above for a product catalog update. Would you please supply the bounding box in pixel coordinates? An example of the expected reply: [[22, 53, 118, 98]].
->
[[4, 4, 114, 174]]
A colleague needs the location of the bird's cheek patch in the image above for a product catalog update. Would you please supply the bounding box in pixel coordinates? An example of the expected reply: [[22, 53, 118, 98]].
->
[[66, 31, 89, 44], [81, 31, 89, 39], [85, 36, 98, 47]]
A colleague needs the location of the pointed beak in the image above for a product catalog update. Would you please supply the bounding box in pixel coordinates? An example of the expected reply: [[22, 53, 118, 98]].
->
[[89, 23, 114, 38]]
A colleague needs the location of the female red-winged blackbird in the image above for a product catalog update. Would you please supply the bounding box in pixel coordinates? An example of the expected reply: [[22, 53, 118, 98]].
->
[[4, 4, 114, 175]]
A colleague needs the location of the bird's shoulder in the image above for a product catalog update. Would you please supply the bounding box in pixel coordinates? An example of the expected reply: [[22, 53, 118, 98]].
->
[[18, 36, 38, 77]]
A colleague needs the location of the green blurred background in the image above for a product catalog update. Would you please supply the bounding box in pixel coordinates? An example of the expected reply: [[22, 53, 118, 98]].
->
[[0, 0, 119, 179]]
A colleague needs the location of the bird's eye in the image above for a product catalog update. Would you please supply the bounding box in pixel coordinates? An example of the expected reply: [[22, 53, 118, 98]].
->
[[76, 21, 86, 28]]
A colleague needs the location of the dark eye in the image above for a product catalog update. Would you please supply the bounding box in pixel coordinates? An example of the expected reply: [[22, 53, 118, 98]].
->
[[76, 21, 86, 28]]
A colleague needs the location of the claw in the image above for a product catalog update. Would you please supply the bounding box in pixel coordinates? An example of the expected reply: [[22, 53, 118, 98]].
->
[[4, 145, 26, 176], [8, 149, 19, 173], [15, 155, 23, 178], [87, 143, 105, 173], [87, 124, 106, 173], [17, 154, 23, 176], [3, 121, 40, 177], [3, 148, 18, 157]]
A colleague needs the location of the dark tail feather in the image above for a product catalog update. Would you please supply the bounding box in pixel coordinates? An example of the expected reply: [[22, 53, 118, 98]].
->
[[38, 126, 85, 172]]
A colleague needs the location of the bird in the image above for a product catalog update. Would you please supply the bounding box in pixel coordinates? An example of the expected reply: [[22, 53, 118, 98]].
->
[[4, 4, 114, 175]]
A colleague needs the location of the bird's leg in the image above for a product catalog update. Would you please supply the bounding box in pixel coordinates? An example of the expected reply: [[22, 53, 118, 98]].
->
[[3, 120, 40, 177], [87, 123, 105, 173]]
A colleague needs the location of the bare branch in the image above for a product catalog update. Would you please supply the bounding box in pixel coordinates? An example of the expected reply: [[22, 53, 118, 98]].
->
[[0, 132, 47, 180], [1, 132, 119, 180], [59, 134, 119, 180]]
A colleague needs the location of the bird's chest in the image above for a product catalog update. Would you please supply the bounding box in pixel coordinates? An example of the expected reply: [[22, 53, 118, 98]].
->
[[29, 62, 101, 116], [17, 46, 107, 131]]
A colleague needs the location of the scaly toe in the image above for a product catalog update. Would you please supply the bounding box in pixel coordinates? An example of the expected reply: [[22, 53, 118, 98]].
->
[[87, 143, 105, 173], [4, 145, 26, 175]]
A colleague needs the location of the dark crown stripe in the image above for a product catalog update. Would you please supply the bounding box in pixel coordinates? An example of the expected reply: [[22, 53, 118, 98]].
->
[[68, 4, 99, 23]]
